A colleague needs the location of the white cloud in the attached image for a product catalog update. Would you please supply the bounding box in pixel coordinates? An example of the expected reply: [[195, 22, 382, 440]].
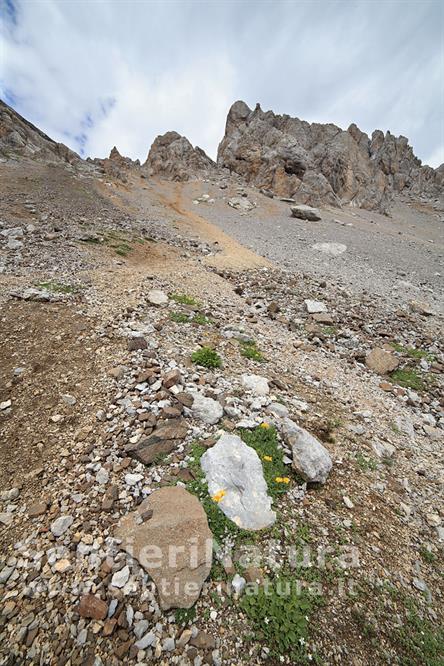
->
[[1, 0, 442, 166]]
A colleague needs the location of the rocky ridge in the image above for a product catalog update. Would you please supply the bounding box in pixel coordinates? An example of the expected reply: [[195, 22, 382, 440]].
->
[[217, 100, 444, 213]]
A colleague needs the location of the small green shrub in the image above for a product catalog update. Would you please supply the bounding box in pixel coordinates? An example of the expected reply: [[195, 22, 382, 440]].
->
[[239, 340, 265, 362], [390, 368, 424, 391], [192, 314, 211, 326], [191, 347, 221, 368], [240, 576, 313, 658], [355, 452, 377, 472], [170, 292, 198, 305]]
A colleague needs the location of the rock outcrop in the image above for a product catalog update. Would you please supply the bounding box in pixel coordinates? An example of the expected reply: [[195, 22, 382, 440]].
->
[[0, 99, 86, 168], [89, 146, 140, 183], [143, 131, 216, 181], [217, 101, 443, 213]]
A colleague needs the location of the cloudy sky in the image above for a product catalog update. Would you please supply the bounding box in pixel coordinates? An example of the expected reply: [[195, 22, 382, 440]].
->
[[1, 0, 443, 166]]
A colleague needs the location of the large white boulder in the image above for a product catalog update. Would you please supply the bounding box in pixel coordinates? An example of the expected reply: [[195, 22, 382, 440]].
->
[[200, 433, 276, 530]]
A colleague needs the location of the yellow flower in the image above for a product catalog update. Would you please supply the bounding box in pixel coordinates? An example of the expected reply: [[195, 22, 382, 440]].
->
[[275, 477, 283, 483], [263, 455, 273, 462], [260, 423, 270, 429], [275, 477, 290, 484], [212, 489, 226, 503]]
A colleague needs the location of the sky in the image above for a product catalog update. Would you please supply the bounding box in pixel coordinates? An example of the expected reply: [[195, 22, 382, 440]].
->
[[1, 0, 443, 167]]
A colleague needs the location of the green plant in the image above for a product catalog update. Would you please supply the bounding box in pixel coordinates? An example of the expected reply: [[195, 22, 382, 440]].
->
[[322, 326, 338, 336], [174, 606, 196, 625], [192, 313, 211, 326], [355, 452, 377, 472], [397, 599, 444, 665], [170, 292, 198, 305], [419, 547, 436, 564], [191, 346, 221, 368], [240, 426, 291, 498], [239, 340, 265, 362], [170, 311, 190, 323], [391, 343, 435, 362], [36, 281, 79, 294], [240, 576, 313, 658], [390, 368, 424, 391]]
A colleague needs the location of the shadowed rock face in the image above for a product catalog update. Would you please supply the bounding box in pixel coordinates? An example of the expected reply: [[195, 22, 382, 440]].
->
[[217, 101, 444, 213], [0, 99, 84, 166], [144, 130, 216, 181]]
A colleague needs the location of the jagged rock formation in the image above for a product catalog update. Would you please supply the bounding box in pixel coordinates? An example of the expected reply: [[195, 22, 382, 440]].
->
[[144, 131, 216, 181], [217, 101, 443, 213], [88, 146, 140, 183], [0, 99, 86, 167]]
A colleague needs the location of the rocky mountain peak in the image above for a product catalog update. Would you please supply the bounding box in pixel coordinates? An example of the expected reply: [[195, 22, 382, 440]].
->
[[218, 100, 443, 213], [143, 131, 216, 182]]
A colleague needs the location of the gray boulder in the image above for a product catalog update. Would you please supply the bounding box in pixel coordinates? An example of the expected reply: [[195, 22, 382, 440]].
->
[[281, 419, 332, 483], [191, 392, 223, 425], [200, 433, 276, 530], [290, 204, 321, 221]]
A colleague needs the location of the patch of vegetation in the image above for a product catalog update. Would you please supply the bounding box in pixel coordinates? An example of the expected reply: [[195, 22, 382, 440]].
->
[[191, 346, 222, 368], [36, 281, 79, 294], [174, 606, 196, 626], [390, 368, 424, 391], [170, 311, 190, 324], [240, 576, 314, 659], [419, 547, 436, 564], [170, 292, 198, 306], [240, 425, 291, 498], [391, 343, 435, 362], [192, 313, 211, 326], [321, 326, 338, 336], [239, 340, 265, 362], [396, 598, 444, 666], [355, 452, 378, 472]]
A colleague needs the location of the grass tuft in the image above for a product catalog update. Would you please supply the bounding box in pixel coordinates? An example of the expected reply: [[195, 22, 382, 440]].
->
[[191, 346, 221, 368]]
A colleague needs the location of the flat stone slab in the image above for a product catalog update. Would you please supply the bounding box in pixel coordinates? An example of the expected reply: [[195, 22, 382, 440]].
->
[[281, 418, 332, 483], [126, 419, 189, 464], [290, 204, 321, 221], [365, 348, 399, 374], [114, 486, 212, 609]]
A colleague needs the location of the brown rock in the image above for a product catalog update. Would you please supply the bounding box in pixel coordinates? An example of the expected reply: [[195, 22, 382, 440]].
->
[[78, 594, 108, 620], [176, 392, 194, 408], [103, 618, 117, 636], [190, 631, 216, 650], [163, 368, 181, 388], [365, 348, 399, 375], [114, 486, 212, 609], [312, 313, 334, 325], [126, 419, 189, 465], [28, 501, 48, 518], [128, 337, 147, 351]]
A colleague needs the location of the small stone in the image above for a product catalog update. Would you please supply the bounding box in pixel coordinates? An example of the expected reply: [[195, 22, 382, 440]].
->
[[135, 631, 156, 649], [304, 300, 327, 314], [125, 473, 144, 486], [111, 565, 130, 588], [96, 468, 109, 485], [365, 348, 399, 374], [343, 496, 354, 509], [50, 515, 73, 537], [241, 374, 269, 396], [79, 594, 108, 620], [0, 400, 12, 410], [191, 392, 223, 425], [128, 337, 148, 351], [163, 368, 181, 388], [54, 558, 71, 573], [147, 289, 168, 306]]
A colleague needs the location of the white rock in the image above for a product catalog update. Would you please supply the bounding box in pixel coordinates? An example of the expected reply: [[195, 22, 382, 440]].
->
[[232, 573, 246, 595], [50, 515, 73, 537], [135, 631, 156, 649], [0, 400, 11, 410], [281, 419, 332, 483], [191, 392, 223, 425], [147, 289, 168, 306], [0, 513, 13, 526], [372, 440, 396, 458], [200, 433, 276, 530], [343, 496, 354, 509], [125, 473, 144, 486], [267, 403, 289, 419], [304, 299, 327, 314], [96, 468, 109, 485], [241, 374, 269, 396], [312, 242, 347, 256], [111, 565, 130, 588]]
